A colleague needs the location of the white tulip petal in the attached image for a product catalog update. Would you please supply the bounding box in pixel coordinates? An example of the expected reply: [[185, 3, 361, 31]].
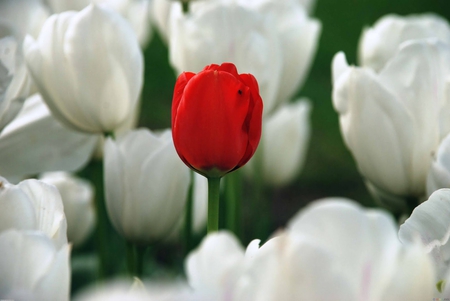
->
[[427, 133, 450, 196], [34, 243, 71, 301], [332, 51, 350, 84], [359, 14, 450, 71], [186, 231, 244, 296], [104, 136, 127, 236], [169, 2, 282, 115], [24, 4, 143, 133], [40, 172, 95, 246], [17, 179, 68, 247], [0, 0, 50, 39], [0, 94, 97, 178], [399, 189, 450, 277], [105, 129, 190, 243], [0, 177, 37, 232], [0, 230, 70, 300], [235, 234, 354, 301], [65, 5, 142, 130], [333, 63, 416, 196]]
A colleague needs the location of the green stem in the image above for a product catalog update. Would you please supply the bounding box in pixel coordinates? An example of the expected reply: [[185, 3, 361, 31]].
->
[[225, 171, 241, 237], [126, 242, 147, 278], [94, 186, 108, 279], [181, 1, 189, 14], [184, 171, 194, 255], [207, 177, 221, 233]]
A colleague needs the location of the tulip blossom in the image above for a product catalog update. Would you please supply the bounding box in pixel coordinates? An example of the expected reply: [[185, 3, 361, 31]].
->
[[0, 230, 70, 301], [45, 0, 153, 48], [0, 0, 50, 39], [104, 128, 190, 244], [172, 63, 263, 178], [184, 199, 435, 300], [0, 27, 30, 131], [40, 172, 95, 247], [0, 94, 97, 178], [243, 99, 311, 187], [426, 134, 450, 196], [169, 0, 320, 114], [0, 177, 68, 247], [399, 189, 450, 279], [24, 4, 143, 133], [358, 14, 450, 72], [332, 38, 450, 199]]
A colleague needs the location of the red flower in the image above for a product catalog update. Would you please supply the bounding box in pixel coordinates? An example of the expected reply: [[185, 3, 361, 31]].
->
[[172, 63, 263, 178]]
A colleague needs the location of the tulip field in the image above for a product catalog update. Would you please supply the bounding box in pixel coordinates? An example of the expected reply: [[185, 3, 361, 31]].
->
[[2, 0, 450, 300]]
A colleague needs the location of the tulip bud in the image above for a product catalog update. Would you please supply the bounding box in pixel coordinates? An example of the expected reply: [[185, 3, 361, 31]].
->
[[0, 229, 71, 301], [358, 14, 450, 72], [104, 128, 190, 244], [244, 100, 311, 187], [332, 38, 450, 198], [0, 177, 68, 248], [23, 4, 143, 133], [172, 63, 263, 178], [40, 172, 95, 247]]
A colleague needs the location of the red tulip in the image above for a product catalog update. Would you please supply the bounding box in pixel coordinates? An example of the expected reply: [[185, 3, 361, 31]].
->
[[172, 63, 263, 178]]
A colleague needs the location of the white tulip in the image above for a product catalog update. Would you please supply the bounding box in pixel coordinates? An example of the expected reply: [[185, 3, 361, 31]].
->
[[169, 0, 283, 115], [151, 0, 172, 42], [185, 199, 435, 300], [288, 199, 435, 301], [332, 38, 450, 198], [238, 0, 321, 103], [0, 177, 68, 248], [46, 0, 153, 48], [0, 0, 50, 39], [186, 231, 245, 300], [399, 189, 450, 279], [24, 4, 143, 133], [427, 134, 450, 196], [40, 172, 95, 247], [0, 229, 71, 301], [359, 14, 450, 72], [104, 128, 190, 244], [244, 99, 311, 187], [0, 26, 30, 131], [0, 94, 97, 178]]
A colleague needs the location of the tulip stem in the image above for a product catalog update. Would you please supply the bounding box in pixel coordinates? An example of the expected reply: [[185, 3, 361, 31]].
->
[[207, 177, 221, 233], [225, 171, 241, 237], [184, 171, 194, 255], [126, 242, 147, 278]]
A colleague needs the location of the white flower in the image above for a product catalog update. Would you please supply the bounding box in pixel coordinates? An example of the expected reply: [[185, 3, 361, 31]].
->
[[0, 177, 68, 248], [427, 134, 450, 196], [45, 0, 153, 48], [0, 27, 30, 131], [0, 0, 50, 39], [169, 0, 283, 115], [186, 231, 245, 300], [399, 189, 450, 279], [169, 0, 320, 114], [104, 128, 190, 244], [24, 4, 143, 133], [185, 200, 435, 301], [332, 38, 450, 198], [358, 14, 450, 72], [0, 229, 71, 301], [243, 99, 311, 187], [39, 172, 95, 247], [0, 94, 97, 178]]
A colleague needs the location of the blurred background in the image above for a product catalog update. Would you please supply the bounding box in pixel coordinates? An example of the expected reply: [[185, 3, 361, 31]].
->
[[74, 0, 450, 293]]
